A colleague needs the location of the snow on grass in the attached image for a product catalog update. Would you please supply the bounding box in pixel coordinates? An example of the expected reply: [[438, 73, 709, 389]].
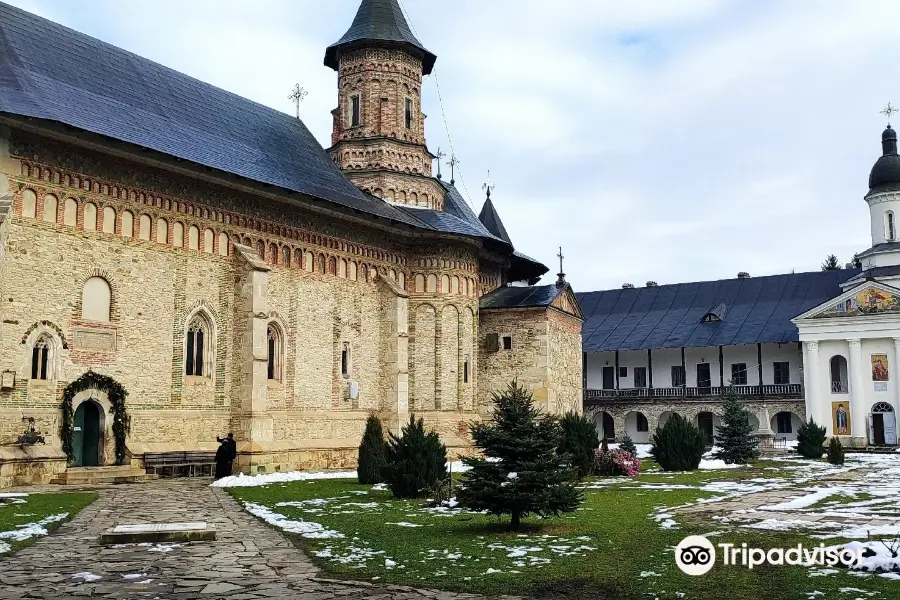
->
[[698, 459, 741, 470], [762, 488, 841, 511], [0, 513, 68, 546], [212, 470, 357, 488], [244, 502, 344, 539], [0, 493, 27, 499], [385, 521, 424, 527]]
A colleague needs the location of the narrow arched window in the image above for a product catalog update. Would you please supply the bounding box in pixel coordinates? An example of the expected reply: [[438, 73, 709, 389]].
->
[[64, 198, 78, 226], [218, 232, 229, 256], [203, 228, 214, 253], [267, 324, 282, 382], [43, 194, 58, 223], [121, 210, 133, 237], [185, 314, 211, 377], [139, 214, 151, 240], [102, 206, 116, 233], [888, 211, 896, 241], [81, 276, 111, 322], [31, 335, 52, 380], [156, 218, 168, 244], [173, 222, 184, 247], [22, 189, 37, 218], [189, 225, 200, 250], [84, 202, 97, 230]]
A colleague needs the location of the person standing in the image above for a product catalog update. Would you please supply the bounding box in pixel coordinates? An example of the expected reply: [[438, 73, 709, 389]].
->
[[214, 437, 230, 480], [217, 432, 237, 477]]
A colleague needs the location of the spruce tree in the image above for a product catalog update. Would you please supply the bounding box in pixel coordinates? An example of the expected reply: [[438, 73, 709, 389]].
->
[[382, 415, 447, 498], [357, 414, 387, 484], [712, 388, 760, 464], [558, 411, 600, 479], [457, 381, 582, 530], [650, 414, 705, 471], [797, 418, 827, 459], [826, 436, 845, 465], [619, 433, 638, 457]]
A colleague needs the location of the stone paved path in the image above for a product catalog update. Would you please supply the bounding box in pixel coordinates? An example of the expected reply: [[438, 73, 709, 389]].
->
[[0, 480, 509, 600]]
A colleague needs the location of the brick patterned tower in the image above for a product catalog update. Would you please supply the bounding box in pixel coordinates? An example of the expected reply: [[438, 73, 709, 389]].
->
[[325, 0, 445, 210]]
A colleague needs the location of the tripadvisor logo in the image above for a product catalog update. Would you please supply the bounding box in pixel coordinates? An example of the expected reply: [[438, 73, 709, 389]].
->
[[675, 535, 716, 575]]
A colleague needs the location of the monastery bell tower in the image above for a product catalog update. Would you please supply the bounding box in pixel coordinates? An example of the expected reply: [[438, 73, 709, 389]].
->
[[325, 0, 445, 210]]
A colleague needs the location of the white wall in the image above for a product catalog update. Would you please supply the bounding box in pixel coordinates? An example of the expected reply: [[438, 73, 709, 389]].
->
[[585, 343, 803, 389]]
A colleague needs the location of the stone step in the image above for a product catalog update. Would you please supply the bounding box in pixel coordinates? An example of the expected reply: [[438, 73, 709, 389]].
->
[[50, 466, 158, 485], [99, 522, 216, 545]]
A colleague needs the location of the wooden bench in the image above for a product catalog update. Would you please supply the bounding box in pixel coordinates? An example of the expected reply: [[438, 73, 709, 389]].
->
[[144, 451, 217, 478]]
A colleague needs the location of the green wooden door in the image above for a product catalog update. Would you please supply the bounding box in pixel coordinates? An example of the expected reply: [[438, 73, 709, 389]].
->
[[73, 402, 100, 467]]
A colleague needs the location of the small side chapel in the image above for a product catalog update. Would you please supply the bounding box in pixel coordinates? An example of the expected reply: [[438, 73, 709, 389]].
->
[[0, 0, 585, 487], [793, 121, 900, 447]]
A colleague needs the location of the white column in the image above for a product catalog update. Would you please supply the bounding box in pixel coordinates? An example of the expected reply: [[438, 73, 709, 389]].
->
[[893, 338, 900, 415], [847, 339, 867, 444], [803, 341, 822, 428]]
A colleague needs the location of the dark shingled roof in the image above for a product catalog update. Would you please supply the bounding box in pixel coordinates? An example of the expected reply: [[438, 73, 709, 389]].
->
[[324, 0, 436, 74], [480, 284, 565, 310], [477, 196, 512, 245], [842, 265, 900, 285], [576, 270, 856, 352], [0, 2, 428, 229]]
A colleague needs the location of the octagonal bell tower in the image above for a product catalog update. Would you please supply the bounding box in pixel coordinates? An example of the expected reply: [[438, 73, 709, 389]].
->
[[325, 0, 445, 210]]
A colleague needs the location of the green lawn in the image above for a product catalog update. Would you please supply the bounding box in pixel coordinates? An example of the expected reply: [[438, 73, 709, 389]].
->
[[229, 464, 899, 600], [0, 491, 97, 555]]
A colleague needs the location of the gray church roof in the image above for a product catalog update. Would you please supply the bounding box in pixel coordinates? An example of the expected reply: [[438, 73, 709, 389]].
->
[[324, 0, 436, 74], [480, 284, 565, 310], [477, 196, 512, 245], [0, 3, 425, 229], [576, 269, 856, 352]]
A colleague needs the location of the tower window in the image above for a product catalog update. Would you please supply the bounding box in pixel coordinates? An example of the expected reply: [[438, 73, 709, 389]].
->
[[463, 356, 470, 383], [31, 335, 52, 380], [341, 342, 351, 377], [501, 335, 512, 351], [404, 98, 413, 129], [889, 211, 896, 241], [350, 95, 360, 127]]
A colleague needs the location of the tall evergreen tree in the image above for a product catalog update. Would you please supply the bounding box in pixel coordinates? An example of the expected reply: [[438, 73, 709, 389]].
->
[[457, 381, 582, 530], [382, 415, 447, 498], [821, 254, 841, 270], [650, 414, 705, 471], [357, 414, 387, 484], [712, 388, 760, 464], [558, 410, 600, 479], [797, 418, 827, 459]]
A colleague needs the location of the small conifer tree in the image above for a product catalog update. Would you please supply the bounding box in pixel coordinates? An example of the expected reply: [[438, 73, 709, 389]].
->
[[826, 436, 845, 465], [558, 411, 600, 479], [712, 388, 760, 464], [381, 415, 447, 498], [357, 414, 387, 484], [457, 381, 582, 530], [619, 433, 638, 457], [797, 418, 827, 459], [650, 414, 705, 471]]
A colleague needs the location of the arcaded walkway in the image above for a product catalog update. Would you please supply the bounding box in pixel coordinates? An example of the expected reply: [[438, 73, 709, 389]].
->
[[0, 479, 506, 600]]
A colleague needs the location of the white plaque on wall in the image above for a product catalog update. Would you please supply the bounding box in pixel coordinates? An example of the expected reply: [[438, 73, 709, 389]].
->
[[875, 382, 888, 392], [74, 328, 117, 352]]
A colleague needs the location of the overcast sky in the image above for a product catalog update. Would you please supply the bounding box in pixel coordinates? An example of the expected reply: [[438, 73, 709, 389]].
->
[[9, 0, 900, 290]]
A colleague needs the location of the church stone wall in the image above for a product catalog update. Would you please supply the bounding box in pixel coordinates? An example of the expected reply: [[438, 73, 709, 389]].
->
[[548, 310, 584, 415]]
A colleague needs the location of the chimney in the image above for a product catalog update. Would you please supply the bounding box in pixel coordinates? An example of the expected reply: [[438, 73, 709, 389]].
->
[[737, 272, 750, 279], [646, 281, 658, 287], [622, 283, 635, 289]]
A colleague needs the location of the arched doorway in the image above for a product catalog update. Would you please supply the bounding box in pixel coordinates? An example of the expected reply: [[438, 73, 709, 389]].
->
[[73, 400, 101, 467], [625, 411, 650, 443], [697, 411, 716, 446], [594, 411, 615, 441], [771, 411, 803, 442], [870, 402, 897, 446]]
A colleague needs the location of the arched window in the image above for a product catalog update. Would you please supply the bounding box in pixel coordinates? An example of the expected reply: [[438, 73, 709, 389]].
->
[[339, 259, 347, 278], [441, 274, 450, 293], [218, 233, 229, 256], [185, 313, 212, 377], [31, 335, 53, 380], [81, 276, 111, 322], [156, 218, 168, 244], [349, 261, 358, 281], [173, 222, 184, 247], [888, 211, 896, 241], [426, 274, 437, 293], [43, 194, 58, 223], [64, 198, 78, 226], [22, 189, 37, 218], [282, 246, 291, 266], [270, 243, 279, 264], [203, 229, 214, 253], [102, 206, 116, 233], [452, 275, 460, 294], [255, 240, 265, 258], [305, 251, 314, 272], [267, 323, 283, 382], [138, 214, 151, 240], [189, 225, 200, 250], [398, 272, 406, 290], [84, 202, 97, 230], [415, 274, 425, 292], [830, 355, 848, 393]]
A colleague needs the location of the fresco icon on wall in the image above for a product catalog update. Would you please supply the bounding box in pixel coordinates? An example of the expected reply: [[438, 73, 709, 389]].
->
[[832, 401, 851, 436], [872, 354, 889, 382], [820, 288, 900, 317]]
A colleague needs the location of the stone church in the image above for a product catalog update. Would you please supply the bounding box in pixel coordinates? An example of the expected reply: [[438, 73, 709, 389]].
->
[[0, 0, 584, 487]]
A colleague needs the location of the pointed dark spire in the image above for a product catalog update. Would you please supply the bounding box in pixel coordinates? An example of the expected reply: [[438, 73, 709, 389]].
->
[[478, 196, 512, 245], [325, 0, 436, 74]]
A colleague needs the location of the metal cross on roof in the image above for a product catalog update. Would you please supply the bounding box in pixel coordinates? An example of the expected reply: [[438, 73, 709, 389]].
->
[[881, 101, 899, 125], [288, 84, 308, 119], [446, 153, 459, 184], [435, 147, 446, 179], [557, 246, 564, 275], [482, 170, 495, 198]]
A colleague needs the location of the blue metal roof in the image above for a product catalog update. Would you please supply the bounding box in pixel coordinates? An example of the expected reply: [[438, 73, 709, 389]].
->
[[576, 270, 856, 352], [0, 2, 424, 228]]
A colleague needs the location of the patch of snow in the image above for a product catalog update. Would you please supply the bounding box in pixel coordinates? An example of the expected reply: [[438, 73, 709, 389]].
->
[[385, 522, 423, 528], [0, 492, 28, 498], [244, 502, 344, 539], [145, 543, 182, 553], [763, 488, 839, 511], [385, 558, 397, 567], [698, 459, 741, 470], [371, 483, 388, 491], [507, 472, 518, 479], [122, 573, 147, 580], [0, 513, 67, 543], [0, 542, 10, 554], [211, 470, 356, 487], [72, 572, 102, 582], [484, 567, 504, 574], [640, 571, 661, 577]]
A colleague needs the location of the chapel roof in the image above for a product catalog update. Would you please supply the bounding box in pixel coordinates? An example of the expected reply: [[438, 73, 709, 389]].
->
[[477, 196, 512, 245], [324, 0, 437, 74], [576, 269, 857, 352], [480, 284, 568, 310]]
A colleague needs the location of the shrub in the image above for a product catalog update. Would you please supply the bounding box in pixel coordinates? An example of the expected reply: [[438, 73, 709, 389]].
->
[[826, 436, 845, 466], [594, 448, 640, 477], [558, 411, 600, 480], [712, 388, 760, 464], [650, 414, 705, 471], [797, 418, 827, 459], [456, 381, 582, 530], [357, 414, 387, 484], [619, 433, 638, 457], [381, 415, 447, 498]]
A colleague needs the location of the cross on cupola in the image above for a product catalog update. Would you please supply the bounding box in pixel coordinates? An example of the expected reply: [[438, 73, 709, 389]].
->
[[882, 102, 899, 126], [447, 154, 459, 185], [435, 147, 446, 179], [288, 84, 308, 119], [482, 170, 495, 199], [556, 246, 567, 287]]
